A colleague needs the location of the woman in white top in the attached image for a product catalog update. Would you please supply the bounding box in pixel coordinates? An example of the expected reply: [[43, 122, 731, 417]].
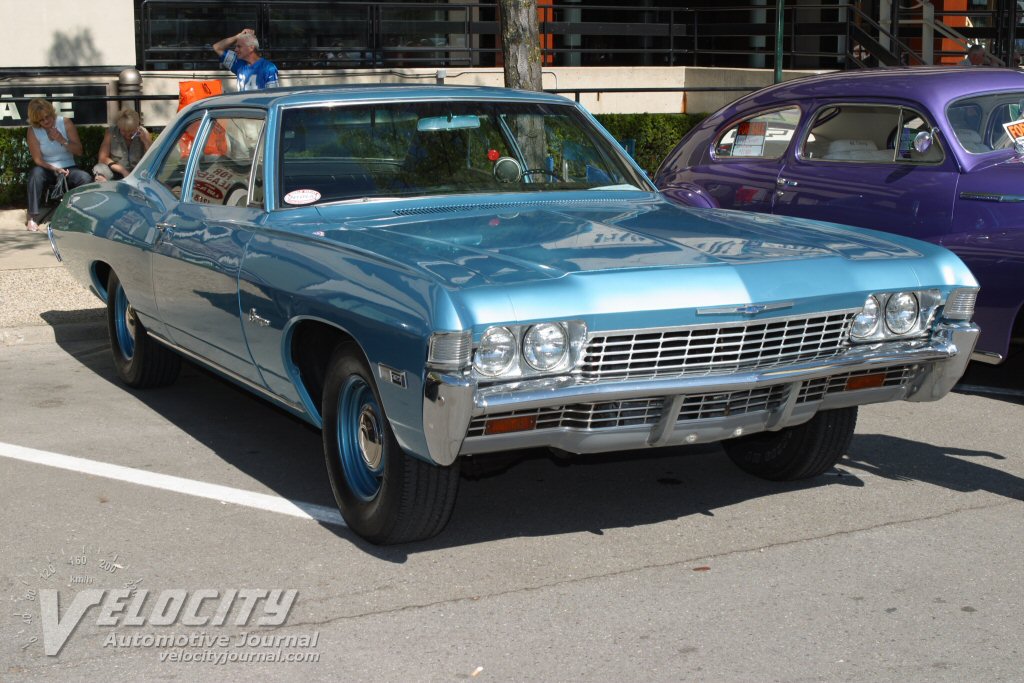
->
[[25, 99, 92, 231]]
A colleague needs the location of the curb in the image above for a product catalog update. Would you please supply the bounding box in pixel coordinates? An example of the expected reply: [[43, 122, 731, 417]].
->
[[0, 321, 107, 347]]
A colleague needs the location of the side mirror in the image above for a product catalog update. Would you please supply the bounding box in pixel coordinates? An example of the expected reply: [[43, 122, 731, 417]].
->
[[493, 157, 522, 183], [913, 131, 933, 153]]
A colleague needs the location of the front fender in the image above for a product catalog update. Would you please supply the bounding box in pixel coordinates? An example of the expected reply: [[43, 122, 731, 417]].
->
[[661, 183, 718, 209]]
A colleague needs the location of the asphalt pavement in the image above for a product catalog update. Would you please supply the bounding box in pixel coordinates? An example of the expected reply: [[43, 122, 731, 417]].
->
[[1, 206, 1021, 681]]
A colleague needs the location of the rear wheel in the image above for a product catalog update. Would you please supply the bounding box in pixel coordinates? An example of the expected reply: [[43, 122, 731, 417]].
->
[[723, 407, 857, 481], [106, 271, 181, 388], [322, 344, 460, 544]]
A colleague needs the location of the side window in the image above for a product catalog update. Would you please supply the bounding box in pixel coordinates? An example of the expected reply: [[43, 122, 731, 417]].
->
[[155, 118, 203, 198], [714, 107, 801, 160], [801, 104, 900, 162], [895, 111, 943, 163], [190, 115, 265, 207]]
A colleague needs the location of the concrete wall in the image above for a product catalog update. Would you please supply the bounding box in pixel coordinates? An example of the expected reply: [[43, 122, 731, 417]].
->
[[134, 66, 827, 126], [0, 0, 135, 68]]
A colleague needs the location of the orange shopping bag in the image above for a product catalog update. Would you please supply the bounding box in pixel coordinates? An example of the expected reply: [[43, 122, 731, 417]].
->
[[177, 80, 226, 157], [177, 79, 223, 111]]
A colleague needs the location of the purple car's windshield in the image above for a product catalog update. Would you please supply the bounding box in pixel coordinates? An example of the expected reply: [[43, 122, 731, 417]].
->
[[947, 92, 1024, 154], [278, 101, 648, 206]]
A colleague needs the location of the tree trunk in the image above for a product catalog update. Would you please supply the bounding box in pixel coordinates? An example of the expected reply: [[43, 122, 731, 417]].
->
[[498, 0, 543, 91]]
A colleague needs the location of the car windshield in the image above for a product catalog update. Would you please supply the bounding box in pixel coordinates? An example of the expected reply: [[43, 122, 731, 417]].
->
[[278, 100, 648, 206], [947, 91, 1024, 154]]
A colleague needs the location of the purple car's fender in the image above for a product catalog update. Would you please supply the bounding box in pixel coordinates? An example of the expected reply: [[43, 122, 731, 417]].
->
[[661, 183, 718, 209]]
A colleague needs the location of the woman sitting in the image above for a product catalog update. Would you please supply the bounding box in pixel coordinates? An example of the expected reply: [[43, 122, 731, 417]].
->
[[25, 99, 92, 232], [93, 109, 153, 182]]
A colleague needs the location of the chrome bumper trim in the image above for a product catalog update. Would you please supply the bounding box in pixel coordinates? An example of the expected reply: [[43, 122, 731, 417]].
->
[[421, 322, 978, 465]]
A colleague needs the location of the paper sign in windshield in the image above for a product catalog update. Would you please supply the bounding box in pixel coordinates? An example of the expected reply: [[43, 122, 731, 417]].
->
[[1002, 118, 1024, 144], [733, 121, 766, 157], [284, 189, 322, 205]]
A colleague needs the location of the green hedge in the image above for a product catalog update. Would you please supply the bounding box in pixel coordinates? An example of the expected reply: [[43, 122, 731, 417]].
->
[[0, 113, 706, 207], [595, 113, 707, 176]]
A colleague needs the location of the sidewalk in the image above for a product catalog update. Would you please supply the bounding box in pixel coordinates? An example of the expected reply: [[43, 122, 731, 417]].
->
[[0, 208, 106, 345]]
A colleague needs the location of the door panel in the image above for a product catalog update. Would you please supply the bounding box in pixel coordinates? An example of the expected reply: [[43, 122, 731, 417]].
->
[[150, 112, 268, 383]]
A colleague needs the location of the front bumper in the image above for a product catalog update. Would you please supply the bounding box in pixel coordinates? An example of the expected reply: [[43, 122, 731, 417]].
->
[[422, 321, 978, 466]]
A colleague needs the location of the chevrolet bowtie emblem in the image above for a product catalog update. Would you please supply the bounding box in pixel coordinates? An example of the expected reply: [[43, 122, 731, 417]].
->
[[697, 302, 795, 316]]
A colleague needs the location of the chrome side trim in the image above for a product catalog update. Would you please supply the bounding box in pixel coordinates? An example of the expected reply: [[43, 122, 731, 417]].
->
[[970, 350, 1003, 365], [148, 332, 308, 416], [46, 225, 62, 262], [959, 192, 1024, 203]]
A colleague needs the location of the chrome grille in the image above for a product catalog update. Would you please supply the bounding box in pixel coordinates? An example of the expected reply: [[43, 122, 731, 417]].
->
[[467, 386, 788, 437], [581, 312, 855, 380], [677, 385, 789, 420], [798, 366, 913, 403], [467, 399, 663, 437]]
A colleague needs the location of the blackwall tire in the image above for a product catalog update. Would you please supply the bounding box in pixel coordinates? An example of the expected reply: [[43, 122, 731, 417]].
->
[[106, 271, 181, 389], [322, 343, 460, 544], [723, 407, 858, 481]]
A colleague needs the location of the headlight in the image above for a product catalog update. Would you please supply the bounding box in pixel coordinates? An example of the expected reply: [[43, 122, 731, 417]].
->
[[885, 292, 919, 334], [852, 295, 880, 338], [523, 323, 568, 370], [474, 326, 517, 376]]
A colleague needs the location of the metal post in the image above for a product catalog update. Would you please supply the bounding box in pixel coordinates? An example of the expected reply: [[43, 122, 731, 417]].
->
[[117, 68, 143, 118], [922, 2, 934, 65], [774, 0, 784, 83]]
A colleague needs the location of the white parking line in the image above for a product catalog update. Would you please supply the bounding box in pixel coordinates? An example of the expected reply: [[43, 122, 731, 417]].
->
[[0, 441, 345, 528]]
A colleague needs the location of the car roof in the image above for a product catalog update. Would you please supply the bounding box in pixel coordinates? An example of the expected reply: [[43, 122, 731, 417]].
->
[[731, 66, 1024, 115], [192, 83, 574, 110]]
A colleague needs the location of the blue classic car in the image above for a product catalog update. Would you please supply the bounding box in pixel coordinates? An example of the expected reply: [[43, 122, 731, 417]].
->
[[49, 85, 979, 544], [654, 67, 1024, 366]]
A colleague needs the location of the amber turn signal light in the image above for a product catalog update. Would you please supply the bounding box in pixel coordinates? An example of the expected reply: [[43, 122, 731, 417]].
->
[[483, 415, 538, 435], [845, 373, 886, 391]]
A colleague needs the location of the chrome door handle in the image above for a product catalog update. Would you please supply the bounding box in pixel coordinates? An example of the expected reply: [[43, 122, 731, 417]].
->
[[156, 222, 174, 231], [776, 178, 798, 187]]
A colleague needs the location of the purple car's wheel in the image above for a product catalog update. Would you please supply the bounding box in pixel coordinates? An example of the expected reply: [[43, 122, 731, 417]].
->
[[105, 271, 181, 389], [322, 343, 460, 544]]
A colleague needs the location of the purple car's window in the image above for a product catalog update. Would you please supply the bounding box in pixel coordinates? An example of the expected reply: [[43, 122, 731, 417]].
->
[[713, 106, 800, 160], [948, 92, 1024, 153], [277, 101, 647, 205], [801, 104, 941, 164]]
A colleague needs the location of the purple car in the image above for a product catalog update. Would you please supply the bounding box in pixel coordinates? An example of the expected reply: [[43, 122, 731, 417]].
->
[[655, 67, 1024, 364]]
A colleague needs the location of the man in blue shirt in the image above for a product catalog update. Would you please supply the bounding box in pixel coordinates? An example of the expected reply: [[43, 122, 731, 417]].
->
[[212, 29, 279, 91]]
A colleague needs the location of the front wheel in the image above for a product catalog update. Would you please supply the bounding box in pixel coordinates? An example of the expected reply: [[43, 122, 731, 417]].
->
[[723, 407, 857, 481], [322, 344, 460, 544], [106, 271, 181, 388]]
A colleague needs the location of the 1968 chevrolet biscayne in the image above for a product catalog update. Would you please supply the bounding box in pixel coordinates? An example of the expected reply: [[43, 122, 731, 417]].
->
[[49, 85, 980, 544]]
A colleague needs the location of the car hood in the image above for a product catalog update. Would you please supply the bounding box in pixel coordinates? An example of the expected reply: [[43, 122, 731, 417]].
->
[[315, 195, 924, 287]]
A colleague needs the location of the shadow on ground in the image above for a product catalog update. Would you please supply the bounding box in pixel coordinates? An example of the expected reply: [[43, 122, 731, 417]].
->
[[53, 333, 1022, 561]]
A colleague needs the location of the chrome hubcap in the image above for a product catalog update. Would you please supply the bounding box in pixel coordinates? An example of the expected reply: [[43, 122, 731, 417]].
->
[[357, 406, 383, 470]]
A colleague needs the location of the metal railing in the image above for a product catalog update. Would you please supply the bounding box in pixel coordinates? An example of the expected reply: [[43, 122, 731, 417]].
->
[[138, 0, 902, 73]]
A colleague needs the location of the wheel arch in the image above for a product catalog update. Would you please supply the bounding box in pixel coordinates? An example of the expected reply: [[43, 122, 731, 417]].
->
[[286, 318, 360, 421], [91, 261, 113, 303]]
